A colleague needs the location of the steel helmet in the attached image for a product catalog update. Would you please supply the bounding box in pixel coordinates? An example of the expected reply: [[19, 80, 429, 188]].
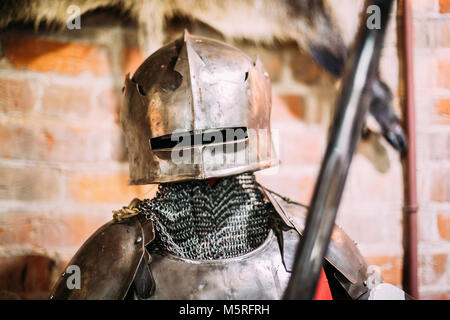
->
[[121, 31, 278, 184]]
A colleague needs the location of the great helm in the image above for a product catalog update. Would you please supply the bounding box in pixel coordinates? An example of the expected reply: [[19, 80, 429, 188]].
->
[[121, 31, 279, 184]]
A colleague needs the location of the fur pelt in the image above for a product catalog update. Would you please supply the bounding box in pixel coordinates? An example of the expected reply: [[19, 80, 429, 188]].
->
[[0, 0, 347, 73]]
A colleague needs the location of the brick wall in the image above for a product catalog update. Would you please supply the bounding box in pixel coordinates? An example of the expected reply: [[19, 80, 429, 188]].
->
[[410, 0, 450, 300], [0, 1, 448, 299], [0, 21, 158, 299]]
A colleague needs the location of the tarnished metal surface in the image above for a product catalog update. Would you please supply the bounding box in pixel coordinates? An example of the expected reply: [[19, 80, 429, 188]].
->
[[49, 216, 154, 300], [148, 230, 297, 299], [263, 190, 370, 299], [47, 192, 370, 300], [131, 251, 156, 299], [146, 190, 369, 300], [121, 31, 278, 184]]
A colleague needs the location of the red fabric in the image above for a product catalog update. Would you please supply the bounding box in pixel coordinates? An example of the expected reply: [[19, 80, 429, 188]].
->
[[314, 268, 333, 300]]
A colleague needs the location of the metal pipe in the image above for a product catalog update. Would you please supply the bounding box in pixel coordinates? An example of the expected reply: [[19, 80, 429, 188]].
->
[[283, 0, 394, 300], [398, 0, 419, 299]]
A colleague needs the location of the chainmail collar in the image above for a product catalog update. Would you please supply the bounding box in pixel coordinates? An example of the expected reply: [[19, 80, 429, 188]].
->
[[138, 173, 273, 260]]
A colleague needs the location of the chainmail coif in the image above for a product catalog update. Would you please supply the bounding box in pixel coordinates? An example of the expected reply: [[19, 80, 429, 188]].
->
[[138, 173, 272, 260]]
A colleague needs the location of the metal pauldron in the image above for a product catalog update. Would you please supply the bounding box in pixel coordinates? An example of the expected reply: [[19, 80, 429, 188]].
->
[[49, 199, 155, 300]]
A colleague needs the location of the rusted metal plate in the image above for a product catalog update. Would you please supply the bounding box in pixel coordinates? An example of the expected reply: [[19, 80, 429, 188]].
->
[[148, 230, 297, 299], [49, 217, 148, 300], [262, 189, 369, 299]]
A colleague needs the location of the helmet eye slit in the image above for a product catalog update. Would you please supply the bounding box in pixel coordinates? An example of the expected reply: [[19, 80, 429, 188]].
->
[[150, 127, 248, 150]]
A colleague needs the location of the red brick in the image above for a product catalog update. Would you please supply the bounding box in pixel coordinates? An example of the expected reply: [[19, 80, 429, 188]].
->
[[414, 18, 450, 48], [0, 166, 64, 201], [420, 252, 450, 287], [278, 95, 305, 120], [40, 83, 119, 120], [435, 19, 450, 47], [0, 121, 123, 162], [436, 99, 450, 124], [67, 172, 157, 203], [412, 0, 437, 13], [290, 49, 326, 85], [430, 167, 450, 202], [122, 46, 144, 76], [4, 37, 110, 76], [437, 213, 450, 240], [0, 211, 111, 248], [257, 50, 283, 83], [415, 55, 436, 89], [0, 255, 28, 293], [292, 174, 316, 204], [432, 253, 448, 277], [437, 59, 450, 89], [277, 127, 325, 166], [0, 213, 34, 245], [0, 254, 60, 299], [427, 132, 450, 161], [420, 292, 450, 300], [0, 124, 33, 159], [440, 0, 450, 13], [0, 78, 38, 112], [366, 255, 403, 286], [41, 85, 92, 118], [96, 89, 121, 124], [61, 212, 110, 246], [272, 94, 295, 123], [343, 154, 403, 205], [23, 255, 58, 295]]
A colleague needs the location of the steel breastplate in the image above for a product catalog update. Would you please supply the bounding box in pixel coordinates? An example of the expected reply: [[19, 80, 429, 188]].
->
[[49, 188, 372, 300], [147, 228, 299, 300], [144, 187, 372, 300]]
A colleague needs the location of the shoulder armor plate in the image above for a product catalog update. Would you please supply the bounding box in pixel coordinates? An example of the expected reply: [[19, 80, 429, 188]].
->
[[260, 187, 370, 299], [50, 214, 154, 300]]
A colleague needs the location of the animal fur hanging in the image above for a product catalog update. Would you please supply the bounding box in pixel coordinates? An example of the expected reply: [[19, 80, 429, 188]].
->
[[0, 0, 406, 152], [0, 0, 347, 72]]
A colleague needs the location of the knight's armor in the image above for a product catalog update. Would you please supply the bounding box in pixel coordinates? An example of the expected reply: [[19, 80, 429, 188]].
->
[[49, 31, 407, 300]]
